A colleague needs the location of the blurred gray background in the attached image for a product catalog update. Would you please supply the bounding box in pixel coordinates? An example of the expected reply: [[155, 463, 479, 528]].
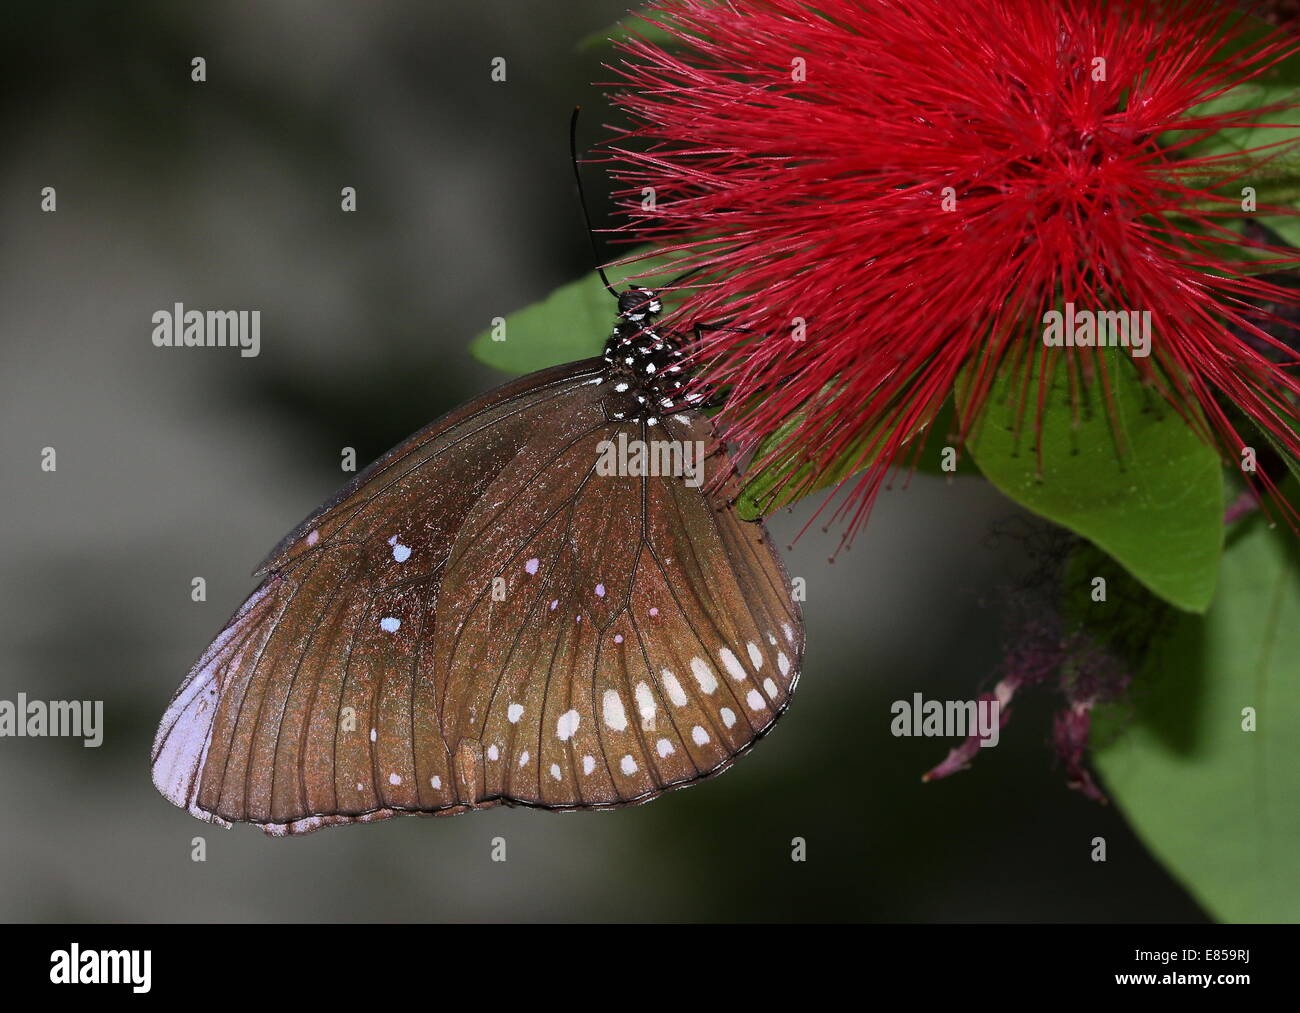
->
[[0, 0, 1205, 922]]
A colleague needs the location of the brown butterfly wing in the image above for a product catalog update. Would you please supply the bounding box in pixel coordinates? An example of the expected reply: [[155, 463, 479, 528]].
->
[[152, 367, 803, 835], [151, 360, 606, 832], [434, 411, 802, 809]]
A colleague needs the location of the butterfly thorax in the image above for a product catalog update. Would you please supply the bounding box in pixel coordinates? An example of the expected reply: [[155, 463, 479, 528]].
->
[[600, 286, 691, 425]]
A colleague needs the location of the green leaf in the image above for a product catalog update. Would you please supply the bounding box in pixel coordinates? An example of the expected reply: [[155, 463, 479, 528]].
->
[[910, 398, 985, 477], [468, 251, 681, 376], [1260, 429, 1300, 487], [960, 347, 1224, 613], [577, 4, 706, 52], [1178, 18, 1300, 246], [578, 13, 676, 53], [1092, 502, 1300, 922], [1184, 82, 1300, 247], [735, 395, 980, 522]]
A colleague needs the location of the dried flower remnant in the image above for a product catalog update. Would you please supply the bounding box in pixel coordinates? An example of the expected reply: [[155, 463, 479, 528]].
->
[[922, 522, 1170, 799]]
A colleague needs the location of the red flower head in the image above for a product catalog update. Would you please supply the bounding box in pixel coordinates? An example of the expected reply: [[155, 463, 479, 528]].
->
[[602, 0, 1300, 544]]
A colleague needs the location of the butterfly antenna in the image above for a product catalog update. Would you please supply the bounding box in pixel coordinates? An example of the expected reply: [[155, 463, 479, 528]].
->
[[570, 106, 619, 300]]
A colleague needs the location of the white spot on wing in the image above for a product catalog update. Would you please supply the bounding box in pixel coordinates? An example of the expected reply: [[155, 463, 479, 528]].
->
[[550, 763, 562, 781], [747, 689, 766, 711], [620, 754, 638, 775], [582, 755, 596, 775], [721, 707, 736, 728], [719, 647, 747, 681], [379, 616, 401, 633], [557, 709, 581, 741], [388, 772, 402, 786], [661, 670, 688, 707], [764, 677, 779, 698], [635, 682, 656, 726], [525, 557, 539, 575], [691, 725, 710, 746], [747, 642, 763, 669], [778, 651, 791, 676], [690, 657, 718, 693], [603, 690, 628, 731], [392, 543, 412, 563], [507, 703, 524, 724]]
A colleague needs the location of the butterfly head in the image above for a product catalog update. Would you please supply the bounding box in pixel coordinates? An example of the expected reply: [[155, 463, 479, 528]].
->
[[616, 285, 662, 323]]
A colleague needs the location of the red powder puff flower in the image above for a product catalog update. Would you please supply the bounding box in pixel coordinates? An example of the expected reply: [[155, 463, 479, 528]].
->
[[602, 0, 1300, 544]]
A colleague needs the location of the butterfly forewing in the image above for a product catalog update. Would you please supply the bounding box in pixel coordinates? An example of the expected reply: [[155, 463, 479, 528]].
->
[[154, 361, 605, 831], [153, 338, 804, 835]]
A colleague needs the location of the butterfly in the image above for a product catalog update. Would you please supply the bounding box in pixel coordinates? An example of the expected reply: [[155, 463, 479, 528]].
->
[[151, 283, 805, 835]]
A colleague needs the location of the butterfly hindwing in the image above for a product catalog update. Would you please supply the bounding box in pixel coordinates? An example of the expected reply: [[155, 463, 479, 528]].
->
[[433, 409, 803, 811]]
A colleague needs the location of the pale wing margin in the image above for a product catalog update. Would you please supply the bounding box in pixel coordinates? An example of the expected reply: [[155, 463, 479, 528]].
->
[[151, 581, 283, 825]]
